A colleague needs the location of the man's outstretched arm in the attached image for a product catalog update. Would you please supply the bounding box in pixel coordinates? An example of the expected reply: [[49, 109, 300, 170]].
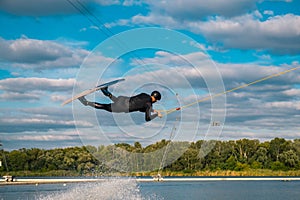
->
[[145, 103, 162, 121]]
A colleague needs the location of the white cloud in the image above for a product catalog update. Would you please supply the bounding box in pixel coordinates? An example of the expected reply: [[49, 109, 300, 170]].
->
[[129, 51, 300, 90], [122, 0, 143, 6], [14, 134, 75, 141], [0, 37, 70, 63], [0, 0, 135, 16], [0, 0, 79, 16], [263, 10, 274, 16], [1, 129, 84, 150], [115, 6, 300, 55], [283, 88, 300, 96], [1, 118, 92, 127], [131, 13, 178, 27], [265, 101, 300, 110], [0, 37, 89, 69], [95, 0, 141, 6], [51, 94, 69, 102], [107, 0, 259, 28], [0, 91, 41, 101], [191, 14, 300, 54], [146, 0, 259, 20], [0, 113, 93, 133], [0, 77, 75, 93], [217, 63, 299, 83], [94, 0, 120, 6]]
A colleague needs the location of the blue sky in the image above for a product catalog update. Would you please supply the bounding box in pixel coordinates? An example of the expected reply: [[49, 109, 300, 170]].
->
[[0, 0, 300, 150]]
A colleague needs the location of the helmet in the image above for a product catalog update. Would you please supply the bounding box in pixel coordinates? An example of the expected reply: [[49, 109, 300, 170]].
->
[[151, 91, 161, 100]]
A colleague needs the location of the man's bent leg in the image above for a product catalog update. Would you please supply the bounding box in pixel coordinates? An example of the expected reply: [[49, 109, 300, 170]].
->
[[78, 96, 88, 106], [78, 97, 112, 111], [101, 87, 118, 102], [90, 102, 112, 111]]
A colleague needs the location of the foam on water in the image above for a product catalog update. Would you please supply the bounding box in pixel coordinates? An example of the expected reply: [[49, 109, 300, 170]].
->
[[37, 178, 162, 200]]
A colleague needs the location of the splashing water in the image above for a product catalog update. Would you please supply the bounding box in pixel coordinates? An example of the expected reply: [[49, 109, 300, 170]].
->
[[37, 178, 163, 200]]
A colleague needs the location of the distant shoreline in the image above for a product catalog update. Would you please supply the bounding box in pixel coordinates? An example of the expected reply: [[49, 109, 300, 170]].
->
[[2, 169, 300, 178], [1, 176, 300, 186]]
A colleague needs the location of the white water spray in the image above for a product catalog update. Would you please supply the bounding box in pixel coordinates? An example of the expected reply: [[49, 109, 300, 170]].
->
[[38, 178, 158, 200]]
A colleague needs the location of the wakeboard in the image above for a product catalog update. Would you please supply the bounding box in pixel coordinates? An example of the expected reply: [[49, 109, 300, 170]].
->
[[61, 78, 125, 106]]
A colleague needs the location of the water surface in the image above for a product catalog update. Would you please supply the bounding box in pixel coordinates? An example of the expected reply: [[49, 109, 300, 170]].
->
[[1, 178, 299, 200]]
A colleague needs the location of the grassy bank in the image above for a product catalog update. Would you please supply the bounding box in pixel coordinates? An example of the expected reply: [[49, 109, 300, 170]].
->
[[131, 169, 300, 177], [2, 169, 300, 177], [0, 170, 80, 177]]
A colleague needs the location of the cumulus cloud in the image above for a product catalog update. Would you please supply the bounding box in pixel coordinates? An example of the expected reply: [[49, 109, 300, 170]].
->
[[126, 51, 300, 91], [265, 101, 300, 110], [12, 134, 76, 142], [196, 14, 300, 54], [20, 107, 75, 119], [263, 10, 274, 16], [0, 37, 89, 69], [0, 77, 75, 93], [0, 0, 134, 16], [0, 0, 79, 16], [0, 92, 41, 101], [0, 77, 75, 101], [218, 63, 300, 86], [1, 129, 84, 150], [283, 88, 300, 96], [51, 94, 69, 102], [0, 37, 71, 63], [110, 1, 300, 55], [0, 108, 93, 133], [146, 0, 258, 20], [0, 118, 76, 133], [127, 12, 300, 55]]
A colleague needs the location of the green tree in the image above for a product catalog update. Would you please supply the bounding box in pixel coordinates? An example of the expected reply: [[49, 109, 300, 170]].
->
[[251, 161, 262, 169], [7, 150, 27, 171], [234, 139, 259, 163], [224, 155, 237, 170], [269, 138, 290, 161], [254, 146, 269, 168], [134, 142, 142, 151], [271, 161, 285, 171], [279, 150, 299, 169], [235, 162, 250, 171]]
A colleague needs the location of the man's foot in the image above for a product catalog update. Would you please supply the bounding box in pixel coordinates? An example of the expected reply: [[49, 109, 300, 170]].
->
[[101, 87, 112, 98], [78, 96, 88, 106]]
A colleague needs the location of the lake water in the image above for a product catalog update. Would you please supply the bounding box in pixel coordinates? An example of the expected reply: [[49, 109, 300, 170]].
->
[[1, 178, 300, 200]]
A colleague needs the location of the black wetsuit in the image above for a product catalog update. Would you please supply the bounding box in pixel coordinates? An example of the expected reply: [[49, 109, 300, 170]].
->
[[91, 93, 158, 121]]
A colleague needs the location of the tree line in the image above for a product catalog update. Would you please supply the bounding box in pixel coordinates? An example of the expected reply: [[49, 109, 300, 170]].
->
[[0, 138, 299, 176]]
